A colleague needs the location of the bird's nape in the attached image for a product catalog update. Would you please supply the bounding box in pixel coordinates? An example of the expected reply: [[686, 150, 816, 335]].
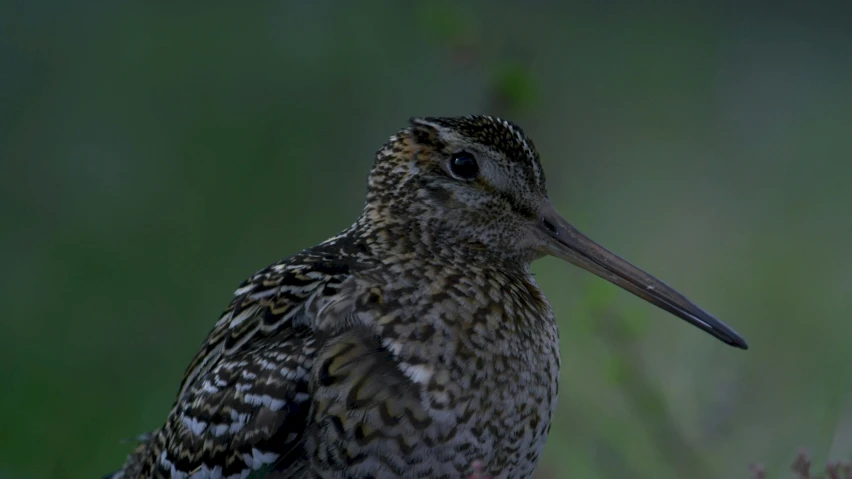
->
[[534, 199, 748, 349]]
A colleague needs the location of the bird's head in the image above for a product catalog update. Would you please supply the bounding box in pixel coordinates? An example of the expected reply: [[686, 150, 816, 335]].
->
[[359, 115, 747, 349], [363, 115, 548, 264]]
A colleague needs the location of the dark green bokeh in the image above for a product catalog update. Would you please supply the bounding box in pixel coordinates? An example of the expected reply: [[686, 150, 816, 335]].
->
[[2, 2, 851, 478]]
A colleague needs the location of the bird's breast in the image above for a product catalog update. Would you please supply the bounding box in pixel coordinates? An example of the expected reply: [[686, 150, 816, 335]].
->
[[371, 270, 560, 476]]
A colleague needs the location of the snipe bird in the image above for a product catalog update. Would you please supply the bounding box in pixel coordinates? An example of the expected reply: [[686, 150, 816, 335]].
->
[[108, 115, 747, 479]]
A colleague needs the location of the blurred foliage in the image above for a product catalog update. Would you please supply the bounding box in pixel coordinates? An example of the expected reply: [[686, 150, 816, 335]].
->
[[489, 61, 538, 115], [2, 1, 852, 479], [751, 449, 852, 479]]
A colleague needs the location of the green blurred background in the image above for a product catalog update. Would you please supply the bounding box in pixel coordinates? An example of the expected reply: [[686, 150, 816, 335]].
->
[[2, 2, 851, 478]]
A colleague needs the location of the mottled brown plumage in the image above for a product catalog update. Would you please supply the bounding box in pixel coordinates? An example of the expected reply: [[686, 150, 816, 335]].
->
[[108, 115, 746, 479]]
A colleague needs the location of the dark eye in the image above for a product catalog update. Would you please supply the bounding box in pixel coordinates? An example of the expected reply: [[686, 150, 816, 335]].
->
[[449, 152, 479, 180]]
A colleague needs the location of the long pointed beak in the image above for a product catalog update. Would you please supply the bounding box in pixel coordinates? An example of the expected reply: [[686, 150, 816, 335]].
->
[[536, 201, 748, 349]]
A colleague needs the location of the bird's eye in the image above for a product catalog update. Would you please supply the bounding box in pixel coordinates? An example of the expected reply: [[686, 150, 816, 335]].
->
[[449, 152, 479, 180]]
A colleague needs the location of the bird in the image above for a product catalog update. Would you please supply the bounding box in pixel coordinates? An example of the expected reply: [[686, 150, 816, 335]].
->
[[107, 115, 748, 479]]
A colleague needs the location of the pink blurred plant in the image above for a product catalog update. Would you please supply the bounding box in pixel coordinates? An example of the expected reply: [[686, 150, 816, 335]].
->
[[750, 448, 852, 479]]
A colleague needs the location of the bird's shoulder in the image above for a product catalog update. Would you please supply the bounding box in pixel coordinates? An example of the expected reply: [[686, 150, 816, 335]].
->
[[120, 234, 385, 478], [177, 235, 374, 401]]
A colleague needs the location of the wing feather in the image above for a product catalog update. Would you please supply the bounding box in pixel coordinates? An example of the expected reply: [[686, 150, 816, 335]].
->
[[113, 248, 359, 478]]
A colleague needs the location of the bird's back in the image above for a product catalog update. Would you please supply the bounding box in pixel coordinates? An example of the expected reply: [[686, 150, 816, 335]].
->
[[112, 232, 368, 478]]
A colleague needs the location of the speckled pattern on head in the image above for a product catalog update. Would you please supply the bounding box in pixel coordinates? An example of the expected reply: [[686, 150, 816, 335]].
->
[[107, 115, 562, 479], [414, 115, 546, 191]]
